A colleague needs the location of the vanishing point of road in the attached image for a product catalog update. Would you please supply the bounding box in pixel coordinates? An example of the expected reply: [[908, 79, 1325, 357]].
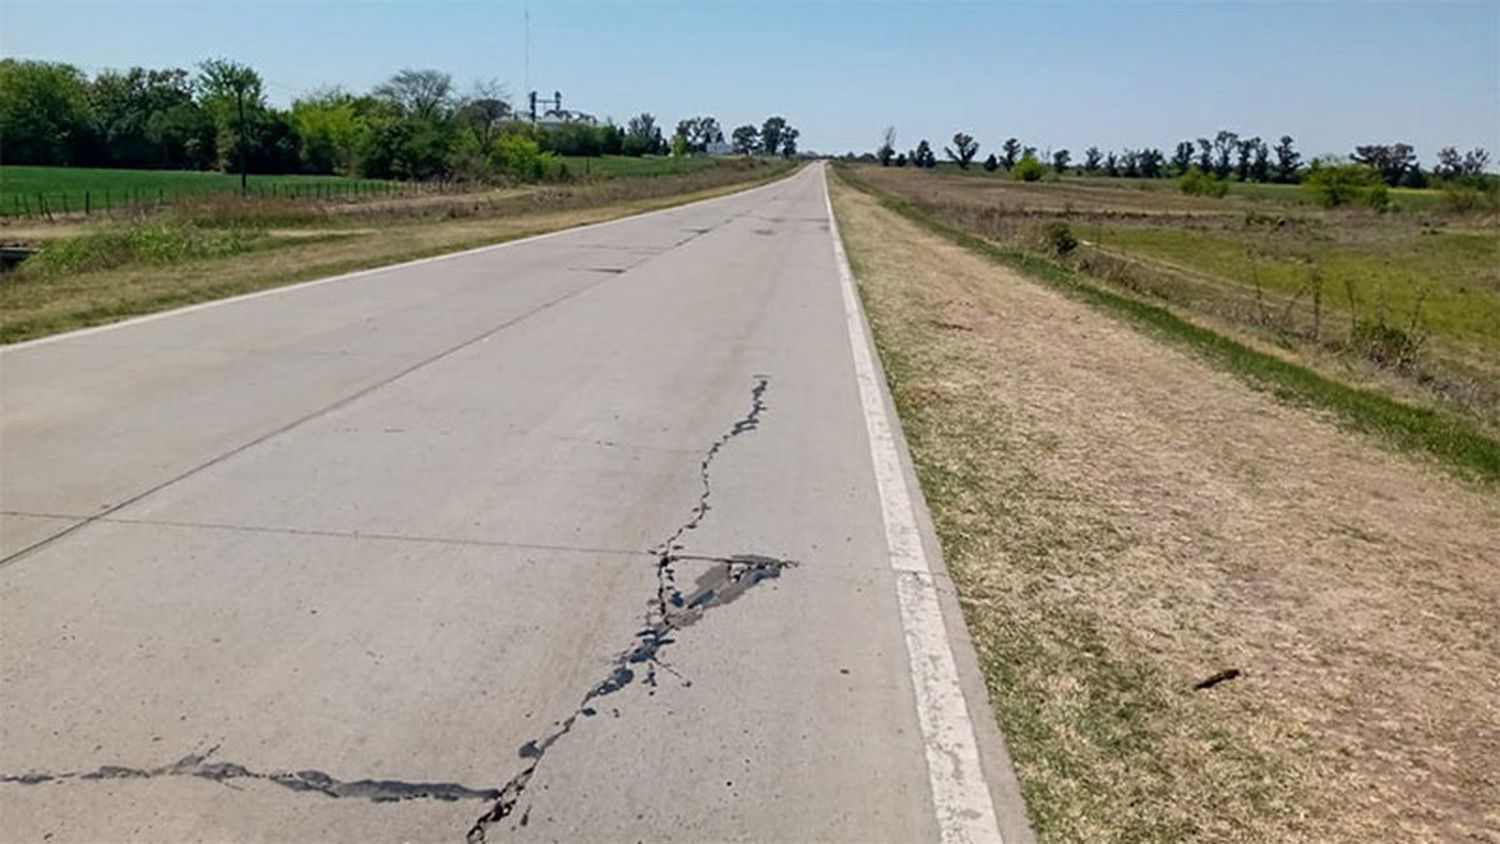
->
[[0, 165, 1032, 843]]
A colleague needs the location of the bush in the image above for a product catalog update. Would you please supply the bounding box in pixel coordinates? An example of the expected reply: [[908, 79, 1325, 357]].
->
[[1179, 166, 1229, 197], [1013, 153, 1045, 182], [1351, 318, 1424, 370], [491, 132, 556, 183], [1040, 221, 1077, 256], [1302, 161, 1384, 208]]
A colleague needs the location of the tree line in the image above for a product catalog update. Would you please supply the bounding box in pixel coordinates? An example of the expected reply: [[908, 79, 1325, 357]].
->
[[872, 126, 1491, 188], [0, 58, 798, 184]]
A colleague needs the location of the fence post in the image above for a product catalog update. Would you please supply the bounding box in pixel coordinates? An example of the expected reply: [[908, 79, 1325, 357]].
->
[[85, 191, 91, 215]]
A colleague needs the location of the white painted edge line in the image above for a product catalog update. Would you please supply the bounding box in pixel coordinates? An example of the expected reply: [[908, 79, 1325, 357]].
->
[[2, 167, 800, 354], [820, 163, 1005, 844]]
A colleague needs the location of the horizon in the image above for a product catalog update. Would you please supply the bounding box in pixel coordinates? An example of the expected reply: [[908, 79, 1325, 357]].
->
[[2, 0, 1497, 165]]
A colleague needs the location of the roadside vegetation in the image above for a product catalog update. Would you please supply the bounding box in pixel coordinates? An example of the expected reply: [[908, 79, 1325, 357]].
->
[[837, 162, 1500, 474], [0, 158, 793, 343], [829, 169, 1500, 843], [0, 57, 802, 218]]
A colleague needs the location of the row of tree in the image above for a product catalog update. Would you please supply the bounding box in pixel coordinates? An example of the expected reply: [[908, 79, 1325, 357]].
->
[[875, 127, 1491, 187], [0, 58, 794, 183]]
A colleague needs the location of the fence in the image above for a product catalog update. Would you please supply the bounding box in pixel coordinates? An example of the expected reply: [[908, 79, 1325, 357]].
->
[[1, 177, 483, 221]]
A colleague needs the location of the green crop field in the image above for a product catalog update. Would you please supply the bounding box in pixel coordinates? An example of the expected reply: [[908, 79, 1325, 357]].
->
[[0, 165, 399, 217], [559, 155, 721, 178]]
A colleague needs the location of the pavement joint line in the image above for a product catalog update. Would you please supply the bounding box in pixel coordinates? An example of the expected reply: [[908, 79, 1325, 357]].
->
[[0, 511, 654, 558], [822, 163, 1007, 844], [0, 274, 621, 572], [0, 167, 803, 355]]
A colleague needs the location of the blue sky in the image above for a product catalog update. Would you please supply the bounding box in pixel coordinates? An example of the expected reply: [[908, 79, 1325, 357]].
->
[[3, 0, 1497, 163]]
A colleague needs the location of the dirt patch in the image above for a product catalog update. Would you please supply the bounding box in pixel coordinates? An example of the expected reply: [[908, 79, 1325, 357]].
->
[[831, 175, 1500, 842]]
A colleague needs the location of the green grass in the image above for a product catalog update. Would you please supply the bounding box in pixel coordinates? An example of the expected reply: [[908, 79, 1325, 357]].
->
[[558, 155, 721, 178], [838, 164, 1500, 485], [929, 162, 1451, 210], [1098, 224, 1500, 349], [0, 165, 398, 217]]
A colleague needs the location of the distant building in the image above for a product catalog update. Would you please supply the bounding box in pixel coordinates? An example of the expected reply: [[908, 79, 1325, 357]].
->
[[537, 108, 599, 130]]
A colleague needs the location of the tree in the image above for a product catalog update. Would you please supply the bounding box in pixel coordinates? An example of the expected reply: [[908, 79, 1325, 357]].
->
[[1121, 148, 1141, 178], [1436, 146, 1490, 179], [1051, 148, 1071, 173], [1249, 140, 1271, 183], [877, 126, 897, 166], [1171, 141, 1194, 175], [913, 139, 936, 168], [1463, 148, 1492, 177], [1196, 137, 1213, 172], [455, 79, 510, 159], [945, 132, 979, 168], [1211, 130, 1238, 179], [731, 123, 760, 155], [1105, 151, 1119, 177], [198, 58, 265, 193], [1273, 136, 1300, 183], [983, 153, 999, 172], [1233, 136, 1258, 181], [623, 113, 664, 156], [1139, 147, 1165, 179], [0, 59, 97, 165], [780, 126, 799, 157], [1351, 143, 1417, 186], [1083, 146, 1103, 174], [375, 68, 454, 121], [673, 116, 723, 153], [1001, 137, 1021, 170], [760, 116, 788, 156], [291, 88, 365, 174], [88, 66, 205, 169], [894, 152, 908, 167]]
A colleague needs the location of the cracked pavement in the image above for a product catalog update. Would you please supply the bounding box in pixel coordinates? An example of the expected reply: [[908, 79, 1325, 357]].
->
[[0, 166, 1016, 842]]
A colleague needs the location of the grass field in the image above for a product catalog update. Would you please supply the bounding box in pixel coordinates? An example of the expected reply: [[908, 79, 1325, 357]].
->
[[0, 157, 733, 218], [830, 166, 1500, 843], [929, 162, 1452, 210], [846, 163, 1500, 432], [0, 165, 399, 217], [559, 155, 720, 178]]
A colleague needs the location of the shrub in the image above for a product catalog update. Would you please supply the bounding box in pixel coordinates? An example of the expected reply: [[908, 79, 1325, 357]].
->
[[491, 133, 555, 183], [1302, 160, 1384, 208], [1179, 166, 1229, 197], [1351, 318, 1424, 370], [1013, 153, 1046, 182], [1040, 221, 1077, 255]]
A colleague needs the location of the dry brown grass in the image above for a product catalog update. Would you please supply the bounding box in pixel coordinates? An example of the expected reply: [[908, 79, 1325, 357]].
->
[[850, 166, 1500, 432], [830, 174, 1500, 842]]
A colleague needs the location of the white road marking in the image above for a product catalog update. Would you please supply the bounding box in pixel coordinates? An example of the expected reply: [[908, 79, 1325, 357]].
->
[[2, 172, 797, 354], [821, 164, 1005, 844]]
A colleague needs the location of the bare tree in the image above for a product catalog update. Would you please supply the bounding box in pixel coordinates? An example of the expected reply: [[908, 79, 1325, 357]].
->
[[375, 68, 455, 120], [945, 132, 979, 169], [877, 126, 897, 166], [458, 78, 510, 156]]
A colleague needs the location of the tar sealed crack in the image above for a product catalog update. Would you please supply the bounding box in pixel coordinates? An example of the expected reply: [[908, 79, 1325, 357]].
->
[[0, 378, 794, 839], [466, 376, 795, 843], [0, 744, 499, 803]]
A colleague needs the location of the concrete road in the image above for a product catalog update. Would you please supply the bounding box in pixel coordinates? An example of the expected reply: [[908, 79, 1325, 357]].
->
[[0, 165, 1029, 843]]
